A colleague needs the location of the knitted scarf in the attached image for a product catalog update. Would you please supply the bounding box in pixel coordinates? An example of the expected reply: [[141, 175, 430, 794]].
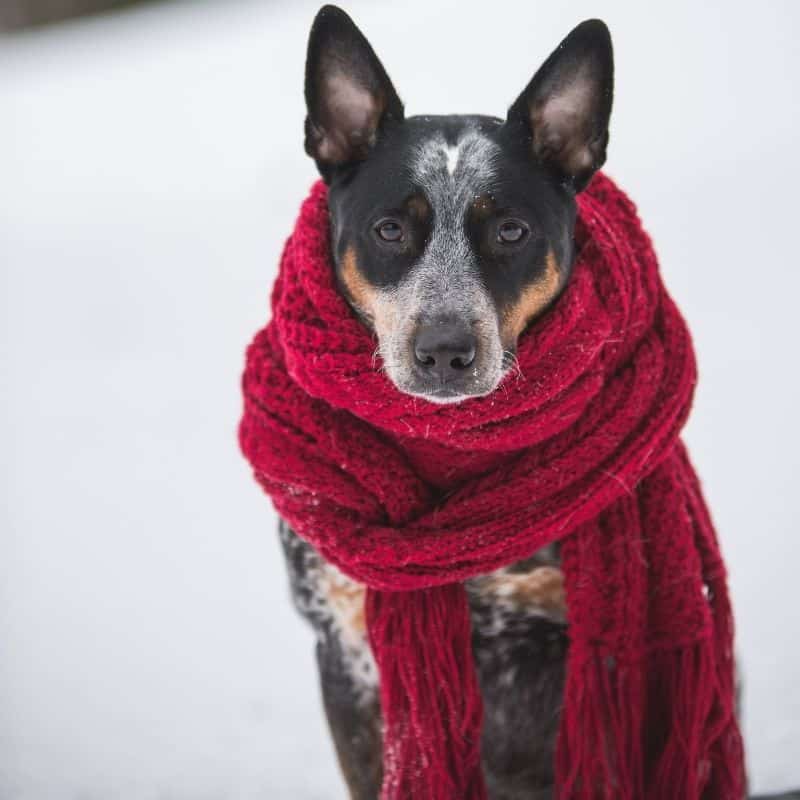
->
[[239, 173, 745, 799]]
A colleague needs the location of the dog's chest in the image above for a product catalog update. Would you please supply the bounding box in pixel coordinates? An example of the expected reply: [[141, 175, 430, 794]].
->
[[280, 520, 566, 699]]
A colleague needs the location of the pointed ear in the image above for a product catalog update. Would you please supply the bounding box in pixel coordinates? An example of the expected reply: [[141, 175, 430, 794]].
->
[[507, 20, 613, 192], [304, 5, 404, 179]]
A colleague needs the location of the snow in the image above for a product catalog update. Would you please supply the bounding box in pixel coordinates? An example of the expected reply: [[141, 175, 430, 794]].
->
[[1, 1, 798, 797]]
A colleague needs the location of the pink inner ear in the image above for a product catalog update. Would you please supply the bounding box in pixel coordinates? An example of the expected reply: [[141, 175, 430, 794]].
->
[[316, 72, 384, 164], [530, 70, 599, 177]]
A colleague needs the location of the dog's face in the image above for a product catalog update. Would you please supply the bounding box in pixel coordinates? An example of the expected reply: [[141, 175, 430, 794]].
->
[[304, 7, 613, 403]]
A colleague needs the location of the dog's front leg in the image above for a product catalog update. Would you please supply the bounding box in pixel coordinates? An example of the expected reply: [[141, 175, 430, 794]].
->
[[318, 638, 383, 800], [278, 520, 383, 798]]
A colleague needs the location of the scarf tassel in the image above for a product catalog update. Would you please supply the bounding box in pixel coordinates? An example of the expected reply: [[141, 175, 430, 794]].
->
[[557, 635, 744, 799], [556, 648, 645, 799], [366, 583, 488, 800], [240, 173, 746, 798]]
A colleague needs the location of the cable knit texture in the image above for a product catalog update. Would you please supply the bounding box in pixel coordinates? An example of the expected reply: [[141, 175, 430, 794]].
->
[[239, 173, 745, 799]]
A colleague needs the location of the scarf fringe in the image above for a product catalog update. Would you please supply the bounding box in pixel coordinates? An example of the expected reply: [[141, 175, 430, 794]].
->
[[366, 584, 487, 800], [239, 174, 746, 798], [649, 641, 720, 799], [556, 648, 645, 799], [557, 636, 744, 799]]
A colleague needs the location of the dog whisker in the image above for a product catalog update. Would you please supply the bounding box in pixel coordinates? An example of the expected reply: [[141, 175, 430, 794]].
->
[[502, 350, 523, 379]]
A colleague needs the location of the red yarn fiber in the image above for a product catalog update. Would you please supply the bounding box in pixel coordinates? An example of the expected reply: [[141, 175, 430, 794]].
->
[[239, 173, 745, 798]]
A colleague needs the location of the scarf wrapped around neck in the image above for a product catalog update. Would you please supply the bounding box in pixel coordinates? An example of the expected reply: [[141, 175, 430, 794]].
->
[[238, 172, 745, 799]]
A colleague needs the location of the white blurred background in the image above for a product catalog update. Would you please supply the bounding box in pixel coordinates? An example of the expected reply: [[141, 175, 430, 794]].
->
[[1, 1, 799, 797]]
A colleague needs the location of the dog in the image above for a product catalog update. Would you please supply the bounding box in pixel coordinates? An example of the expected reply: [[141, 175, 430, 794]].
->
[[279, 6, 613, 799]]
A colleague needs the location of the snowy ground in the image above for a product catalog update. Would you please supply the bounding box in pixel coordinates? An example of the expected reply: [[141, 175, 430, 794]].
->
[[1, 1, 799, 797]]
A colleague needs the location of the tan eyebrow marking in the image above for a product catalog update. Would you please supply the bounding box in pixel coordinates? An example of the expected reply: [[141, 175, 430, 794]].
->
[[470, 193, 495, 219], [405, 192, 431, 221]]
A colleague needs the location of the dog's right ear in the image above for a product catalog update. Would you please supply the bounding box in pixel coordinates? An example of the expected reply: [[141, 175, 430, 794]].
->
[[304, 5, 404, 180]]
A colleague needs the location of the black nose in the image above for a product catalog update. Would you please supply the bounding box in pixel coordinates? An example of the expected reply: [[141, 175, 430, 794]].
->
[[413, 322, 477, 379]]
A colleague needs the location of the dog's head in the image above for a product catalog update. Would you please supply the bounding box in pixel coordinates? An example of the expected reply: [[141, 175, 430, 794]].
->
[[304, 6, 613, 403]]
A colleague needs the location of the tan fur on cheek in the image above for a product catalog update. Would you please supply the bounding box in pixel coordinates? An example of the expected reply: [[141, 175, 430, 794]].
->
[[340, 245, 399, 343], [340, 246, 378, 322], [501, 249, 562, 348]]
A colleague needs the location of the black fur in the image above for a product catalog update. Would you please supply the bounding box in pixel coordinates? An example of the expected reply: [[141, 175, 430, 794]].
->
[[280, 6, 617, 798], [279, 521, 567, 799]]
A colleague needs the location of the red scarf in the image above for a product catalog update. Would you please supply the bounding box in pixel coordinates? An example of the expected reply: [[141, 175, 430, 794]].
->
[[239, 173, 745, 799]]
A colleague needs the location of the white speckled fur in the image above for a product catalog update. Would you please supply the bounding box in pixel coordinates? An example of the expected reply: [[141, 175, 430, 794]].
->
[[374, 127, 508, 402]]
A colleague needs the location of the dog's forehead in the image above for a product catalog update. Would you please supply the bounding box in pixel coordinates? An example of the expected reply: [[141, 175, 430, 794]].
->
[[408, 126, 501, 213]]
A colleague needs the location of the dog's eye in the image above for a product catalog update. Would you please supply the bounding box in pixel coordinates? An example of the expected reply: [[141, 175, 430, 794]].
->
[[497, 221, 528, 244], [375, 220, 404, 243]]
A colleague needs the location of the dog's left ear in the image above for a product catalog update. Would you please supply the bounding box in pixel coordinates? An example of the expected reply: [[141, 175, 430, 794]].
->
[[304, 5, 404, 180], [507, 20, 613, 192]]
